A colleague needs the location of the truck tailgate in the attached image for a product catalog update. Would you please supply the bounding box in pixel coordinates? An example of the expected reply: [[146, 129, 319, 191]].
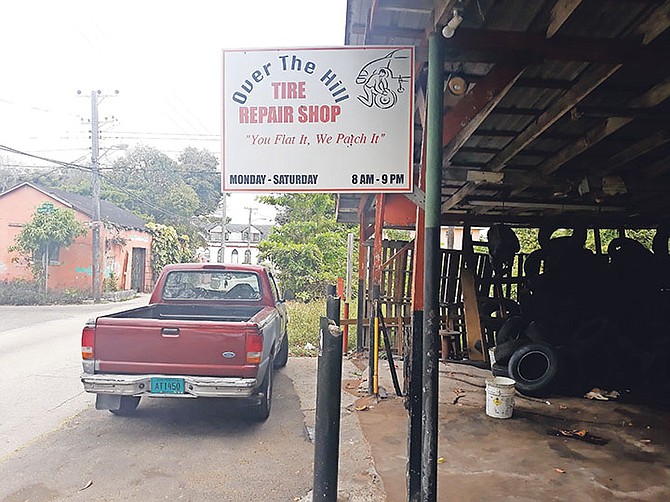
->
[[94, 318, 255, 378]]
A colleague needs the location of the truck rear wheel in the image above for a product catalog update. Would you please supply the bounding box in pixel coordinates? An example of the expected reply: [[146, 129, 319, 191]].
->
[[249, 359, 273, 421], [109, 396, 141, 415], [275, 333, 289, 368]]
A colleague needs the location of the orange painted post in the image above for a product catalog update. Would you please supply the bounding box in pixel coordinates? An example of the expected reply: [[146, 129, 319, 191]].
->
[[342, 301, 350, 353], [336, 276, 344, 297]]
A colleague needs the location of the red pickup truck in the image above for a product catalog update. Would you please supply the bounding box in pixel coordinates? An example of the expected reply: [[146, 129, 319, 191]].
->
[[80, 263, 288, 421]]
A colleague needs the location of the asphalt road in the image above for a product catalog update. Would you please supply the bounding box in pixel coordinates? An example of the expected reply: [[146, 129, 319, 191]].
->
[[0, 298, 314, 501]]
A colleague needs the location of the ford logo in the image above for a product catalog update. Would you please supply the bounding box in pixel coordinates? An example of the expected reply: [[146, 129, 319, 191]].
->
[[222, 351, 236, 359]]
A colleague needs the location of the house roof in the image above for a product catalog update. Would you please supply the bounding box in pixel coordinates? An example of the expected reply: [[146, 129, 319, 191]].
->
[[204, 222, 274, 236], [1, 182, 148, 231], [339, 0, 670, 228]]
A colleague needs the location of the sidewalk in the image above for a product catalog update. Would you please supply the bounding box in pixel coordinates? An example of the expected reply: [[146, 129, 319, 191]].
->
[[284, 357, 387, 502], [287, 356, 670, 501]]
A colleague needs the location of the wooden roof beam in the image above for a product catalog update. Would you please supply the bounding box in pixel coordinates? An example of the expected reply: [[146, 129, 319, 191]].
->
[[350, 23, 424, 40], [442, 64, 527, 164], [597, 130, 670, 175], [577, 106, 670, 120], [377, 0, 433, 14], [510, 75, 670, 195], [487, 63, 622, 171], [439, 63, 526, 213], [443, 28, 670, 65], [467, 199, 627, 213]]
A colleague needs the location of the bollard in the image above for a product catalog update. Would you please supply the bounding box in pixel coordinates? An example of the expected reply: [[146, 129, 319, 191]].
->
[[313, 295, 342, 501]]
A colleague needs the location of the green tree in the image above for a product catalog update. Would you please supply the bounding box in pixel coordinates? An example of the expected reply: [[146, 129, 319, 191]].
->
[[10, 205, 87, 289], [146, 222, 196, 280], [514, 227, 540, 254], [103, 145, 192, 222], [257, 194, 352, 301], [177, 147, 221, 216]]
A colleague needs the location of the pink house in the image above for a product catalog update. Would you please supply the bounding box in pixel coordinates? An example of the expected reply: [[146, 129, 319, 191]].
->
[[0, 183, 152, 293]]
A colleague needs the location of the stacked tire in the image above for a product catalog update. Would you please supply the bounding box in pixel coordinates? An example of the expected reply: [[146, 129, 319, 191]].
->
[[489, 226, 670, 399], [492, 320, 558, 397]]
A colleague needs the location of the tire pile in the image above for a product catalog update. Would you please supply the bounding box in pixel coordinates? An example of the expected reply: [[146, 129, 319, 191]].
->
[[490, 226, 670, 398]]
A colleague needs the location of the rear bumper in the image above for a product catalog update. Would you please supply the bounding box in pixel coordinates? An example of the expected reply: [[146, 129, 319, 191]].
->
[[81, 373, 258, 398]]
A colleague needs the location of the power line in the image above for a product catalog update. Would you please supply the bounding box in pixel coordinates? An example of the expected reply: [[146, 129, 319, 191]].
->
[[0, 144, 91, 172], [111, 131, 220, 138]]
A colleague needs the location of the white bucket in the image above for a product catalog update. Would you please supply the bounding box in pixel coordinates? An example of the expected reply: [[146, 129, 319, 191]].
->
[[485, 376, 516, 419]]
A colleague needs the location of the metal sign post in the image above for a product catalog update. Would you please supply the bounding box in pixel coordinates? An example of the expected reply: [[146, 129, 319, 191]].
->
[[312, 294, 342, 501]]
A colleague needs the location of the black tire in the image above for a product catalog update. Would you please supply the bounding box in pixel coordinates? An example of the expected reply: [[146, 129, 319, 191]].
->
[[491, 363, 509, 377], [652, 227, 669, 255], [479, 297, 521, 332], [494, 339, 528, 366], [538, 225, 586, 250], [109, 396, 141, 415], [607, 237, 651, 262], [523, 321, 548, 343], [249, 360, 273, 421], [507, 342, 559, 396], [274, 333, 289, 368], [496, 316, 529, 345], [524, 249, 546, 277]]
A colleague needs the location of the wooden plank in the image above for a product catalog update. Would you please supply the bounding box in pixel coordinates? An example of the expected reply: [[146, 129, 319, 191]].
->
[[598, 130, 670, 175], [444, 28, 670, 65], [460, 262, 485, 361], [378, 0, 433, 13], [442, 63, 526, 163], [487, 63, 621, 171], [511, 75, 670, 195], [546, 0, 583, 38]]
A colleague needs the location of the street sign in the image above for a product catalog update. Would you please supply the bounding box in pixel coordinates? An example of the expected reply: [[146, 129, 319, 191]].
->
[[222, 47, 414, 193], [37, 202, 55, 214]]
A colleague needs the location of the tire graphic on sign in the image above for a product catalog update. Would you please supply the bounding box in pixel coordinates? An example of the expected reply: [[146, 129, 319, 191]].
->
[[356, 49, 411, 110]]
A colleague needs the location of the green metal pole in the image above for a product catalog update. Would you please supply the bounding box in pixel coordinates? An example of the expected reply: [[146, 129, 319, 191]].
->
[[421, 32, 444, 502]]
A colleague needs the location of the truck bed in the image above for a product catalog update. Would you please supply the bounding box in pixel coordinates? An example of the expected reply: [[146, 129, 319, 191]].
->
[[103, 304, 264, 323]]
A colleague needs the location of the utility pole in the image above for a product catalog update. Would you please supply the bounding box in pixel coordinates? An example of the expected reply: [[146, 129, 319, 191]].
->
[[90, 91, 102, 303], [244, 206, 257, 264], [79, 89, 118, 302], [220, 193, 227, 263]]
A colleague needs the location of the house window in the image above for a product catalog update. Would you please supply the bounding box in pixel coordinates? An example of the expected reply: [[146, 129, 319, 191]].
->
[[217, 248, 224, 263], [242, 231, 249, 241], [252, 232, 260, 242], [211, 231, 222, 242], [231, 249, 239, 263], [244, 249, 252, 264], [46, 243, 60, 265]]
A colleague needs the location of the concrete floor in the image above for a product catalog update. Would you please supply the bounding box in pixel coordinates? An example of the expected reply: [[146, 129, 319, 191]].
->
[[351, 358, 670, 502]]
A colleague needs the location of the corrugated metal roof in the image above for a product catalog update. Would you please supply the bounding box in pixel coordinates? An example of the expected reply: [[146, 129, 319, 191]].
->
[[339, 0, 670, 226]]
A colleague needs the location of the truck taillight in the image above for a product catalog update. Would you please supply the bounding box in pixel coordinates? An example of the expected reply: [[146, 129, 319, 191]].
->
[[246, 333, 263, 365], [82, 325, 95, 360]]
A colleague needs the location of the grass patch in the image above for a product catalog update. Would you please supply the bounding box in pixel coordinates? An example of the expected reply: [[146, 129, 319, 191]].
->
[[287, 300, 324, 356], [287, 299, 358, 356]]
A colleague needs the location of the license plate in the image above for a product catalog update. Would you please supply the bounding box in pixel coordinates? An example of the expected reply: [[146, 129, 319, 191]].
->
[[150, 378, 184, 394]]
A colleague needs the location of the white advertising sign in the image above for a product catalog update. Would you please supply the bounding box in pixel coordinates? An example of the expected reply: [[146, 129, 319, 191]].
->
[[222, 47, 414, 193]]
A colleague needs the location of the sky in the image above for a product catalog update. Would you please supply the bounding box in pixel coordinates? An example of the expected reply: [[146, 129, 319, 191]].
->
[[0, 0, 347, 223]]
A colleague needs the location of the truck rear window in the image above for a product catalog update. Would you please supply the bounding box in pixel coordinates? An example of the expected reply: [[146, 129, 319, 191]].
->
[[162, 270, 262, 301]]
